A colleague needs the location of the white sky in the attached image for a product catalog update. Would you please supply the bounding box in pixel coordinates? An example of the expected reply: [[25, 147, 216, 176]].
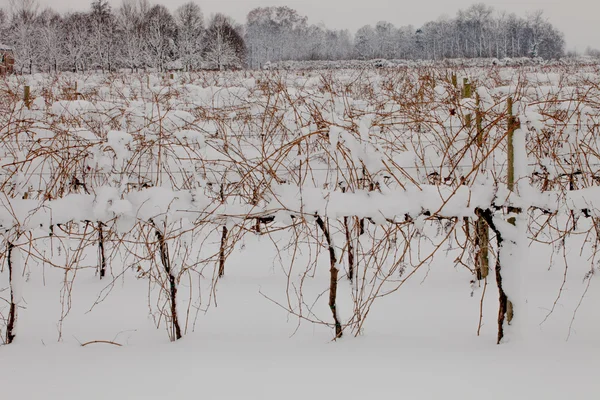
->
[[1, 0, 598, 52]]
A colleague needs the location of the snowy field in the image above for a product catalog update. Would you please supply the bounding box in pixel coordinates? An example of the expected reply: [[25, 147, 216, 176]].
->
[[1, 66, 600, 399]]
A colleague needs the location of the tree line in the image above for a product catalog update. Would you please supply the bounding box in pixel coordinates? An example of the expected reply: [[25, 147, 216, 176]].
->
[[0, 0, 567, 73]]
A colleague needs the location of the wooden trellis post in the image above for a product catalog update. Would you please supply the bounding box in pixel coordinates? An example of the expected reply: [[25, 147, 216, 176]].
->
[[505, 96, 520, 324], [463, 78, 472, 129], [507, 97, 516, 196], [475, 92, 489, 279], [462, 77, 471, 99], [462, 78, 490, 280], [24, 85, 30, 109]]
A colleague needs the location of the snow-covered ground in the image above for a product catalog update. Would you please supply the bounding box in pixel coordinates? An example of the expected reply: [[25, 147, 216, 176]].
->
[[2, 233, 599, 399]]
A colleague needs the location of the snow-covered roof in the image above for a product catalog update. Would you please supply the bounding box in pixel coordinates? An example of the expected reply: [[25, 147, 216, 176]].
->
[[0, 43, 13, 51]]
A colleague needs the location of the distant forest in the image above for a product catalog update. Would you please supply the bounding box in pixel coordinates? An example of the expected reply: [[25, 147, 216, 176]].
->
[[0, 0, 569, 73]]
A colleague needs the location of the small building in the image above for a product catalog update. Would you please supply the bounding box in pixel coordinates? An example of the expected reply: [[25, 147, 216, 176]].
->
[[0, 44, 15, 75]]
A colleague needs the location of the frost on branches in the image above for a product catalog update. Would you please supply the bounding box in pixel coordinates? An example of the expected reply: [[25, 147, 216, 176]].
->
[[1, 65, 600, 345]]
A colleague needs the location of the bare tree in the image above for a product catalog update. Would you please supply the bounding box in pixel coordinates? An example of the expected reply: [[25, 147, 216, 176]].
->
[[89, 0, 117, 72], [246, 6, 308, 68], [354, 25, 376, 59], [174, 2, 204, 71], [0, 8, 7, 31], [61, 12, 91, 72], [525, 10, 564, 59], [203, 14, 245, 70], [143, 4, 177, 71], [117, 0, 148, 72], [6, 0, 39, 73], [36, 8, 63, 72]]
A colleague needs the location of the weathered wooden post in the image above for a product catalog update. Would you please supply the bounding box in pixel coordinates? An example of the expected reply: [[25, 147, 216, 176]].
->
[[476, 94, 483, 146], [24, 85, 31, 109], [507, 97, 516, 197], [475, 92, 489, 279], [505, 96, 520, 324], [463, 79, 489, 279], [461, 78, 472, 246], [462, 77, 471, 99], [463, 78, 472, 128]]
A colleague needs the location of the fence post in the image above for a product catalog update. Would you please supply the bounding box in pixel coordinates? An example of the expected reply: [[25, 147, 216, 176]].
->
[[476, 94, 483, 146], [507, 97, 516, 196], [505, 96, 519, 324], [475, 92, 489, 279], [463, 78, 472, 128], [462, 77, 471, 99], [461, 78, 471, 245], [24, 85, 30, 109], [462, 79, 489, 280]]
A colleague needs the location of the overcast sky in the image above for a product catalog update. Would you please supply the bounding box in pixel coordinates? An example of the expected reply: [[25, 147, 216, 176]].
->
[[2, 0, 598, 52]]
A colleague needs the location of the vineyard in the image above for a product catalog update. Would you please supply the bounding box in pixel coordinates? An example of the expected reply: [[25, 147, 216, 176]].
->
[[1, 65, 600, 397]]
